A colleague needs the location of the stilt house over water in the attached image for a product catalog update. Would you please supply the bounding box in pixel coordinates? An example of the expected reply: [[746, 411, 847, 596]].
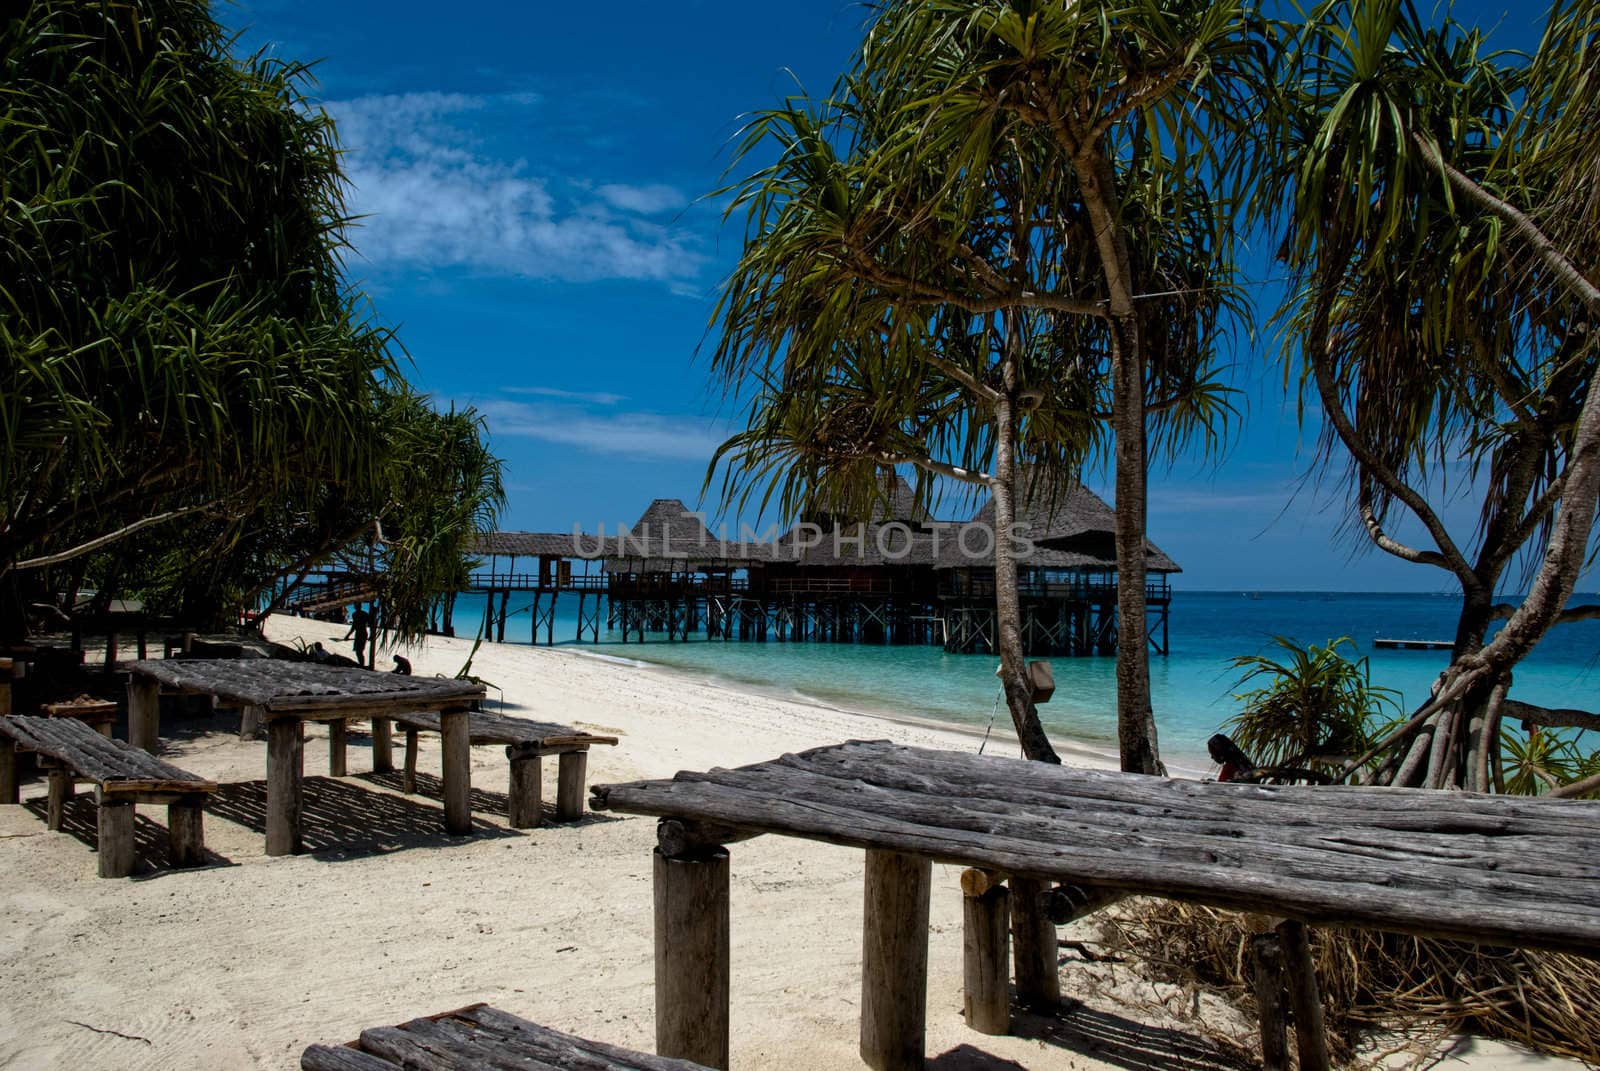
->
[[463, 476, 1177, 656]]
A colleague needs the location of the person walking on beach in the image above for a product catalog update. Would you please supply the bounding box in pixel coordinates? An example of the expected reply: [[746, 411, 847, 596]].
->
[[344, 606, 372, 668]]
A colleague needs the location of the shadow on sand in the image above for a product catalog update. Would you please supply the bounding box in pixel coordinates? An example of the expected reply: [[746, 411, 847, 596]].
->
[[23, 795, 233, 876], [357, 769, 625, 830], [928, 1001, 1253, 1071], [205, 776, 520, 861]]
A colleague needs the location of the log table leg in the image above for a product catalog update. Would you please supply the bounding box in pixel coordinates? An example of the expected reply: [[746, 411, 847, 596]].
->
[[556, 750, 588, 821], [861, 849, 932, 1071], [1252, 931, 1289, 1071], [655, 840, 730, 1070], [1011, 876, 1060, 1008], [266, 717, 304, 856], [961, 868, 1011, 1035], [169, 797, 206, 868], [440, 708, 472, 835], [371, 717, 393, 773], [97, 795, 136, 878], [0, 744, 17, 805], [507, 747, 542, 828], [46, 767, 73, 830], [328, 719, 348, 777], [1278, 919, 1331, 1071], [239, 704, 264, 741], [127, 676, 160, 753], [403, 730, 419, 793]]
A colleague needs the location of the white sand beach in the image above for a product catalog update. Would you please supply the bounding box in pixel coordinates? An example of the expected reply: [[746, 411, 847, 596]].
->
[[0, 618, 1577, 1070]]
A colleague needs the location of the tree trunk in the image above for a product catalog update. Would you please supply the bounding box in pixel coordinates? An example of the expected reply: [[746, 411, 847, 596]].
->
[[992, 370, 1060, 764], [1077, 153, 1163, 776]]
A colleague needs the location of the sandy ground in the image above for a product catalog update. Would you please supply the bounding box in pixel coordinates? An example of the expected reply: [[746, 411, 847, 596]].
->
[[0, 618, 1579, 1070]]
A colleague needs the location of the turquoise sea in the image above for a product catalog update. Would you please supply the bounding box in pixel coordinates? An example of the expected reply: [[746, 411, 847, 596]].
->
[[447, 590, 1600, 767]]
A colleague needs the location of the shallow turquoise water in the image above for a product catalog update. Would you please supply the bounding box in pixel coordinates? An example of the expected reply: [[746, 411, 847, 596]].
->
[[447, 590, 1600, 766]]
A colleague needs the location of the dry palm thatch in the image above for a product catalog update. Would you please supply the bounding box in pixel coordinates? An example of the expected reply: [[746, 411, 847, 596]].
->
[[1102, 900, 1600, 1067]]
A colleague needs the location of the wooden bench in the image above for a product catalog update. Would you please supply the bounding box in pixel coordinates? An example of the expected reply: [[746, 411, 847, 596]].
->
[[301, 1002, 712, 1070], [388, 710, 618, 828], [0, 715, 217, 877], [592, 739, 1600, 1071]]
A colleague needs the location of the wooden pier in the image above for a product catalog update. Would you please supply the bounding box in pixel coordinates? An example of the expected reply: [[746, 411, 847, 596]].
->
[[1374, 637, 1453, 650]]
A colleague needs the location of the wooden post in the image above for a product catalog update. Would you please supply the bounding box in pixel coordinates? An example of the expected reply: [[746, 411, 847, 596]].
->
[[861, 849, 932, 1071], [328, 718, 348, 777], [961, 868, 1011, 1036], [97, 797, 136, 878], [104, 629, 118, 671], [168, 798, 205, 868], [127, 675, 160, 753], [654, 843, 730, 1070], [1277, 919, 1331, 1071], [239, 704, 264, 741], [46, 767, 72, 830], [403, 729, 419, 793], [1252, 931, 1289, 1071], [371, 717, 393, 773], [556, 749, 588, 821], [266, 717, 304, 856], [507, 749, 542, 828], [0, 744, 17, 804], [0, 657, 11, 716], [440, 708, 472, 835], [1010, 877, 1060, 1008]]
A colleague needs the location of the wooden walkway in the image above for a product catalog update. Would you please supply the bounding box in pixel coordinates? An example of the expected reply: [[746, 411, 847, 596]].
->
[[593, 740, 1600, 1070]]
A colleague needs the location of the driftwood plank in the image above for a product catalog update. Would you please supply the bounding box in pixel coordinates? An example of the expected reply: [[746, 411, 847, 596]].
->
[[128, 658, 484, 713], [0, 716, 215, 792], [304, 1004, 714, 1070], [592, 740, 1600, 955], [390, 709, 618, 750]]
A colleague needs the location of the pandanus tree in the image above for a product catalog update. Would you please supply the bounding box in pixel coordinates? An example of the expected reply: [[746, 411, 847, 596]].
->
[[0, 0, 502, 639], [709, 0, 1251, 768], [1259, 0, 1600, 790]]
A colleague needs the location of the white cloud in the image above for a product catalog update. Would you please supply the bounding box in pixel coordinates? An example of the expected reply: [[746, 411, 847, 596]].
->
[[596, 183, 688, 215], [503, 386, 627, 405], [477, 399, 724, 462], [327, 92, 703, 286]]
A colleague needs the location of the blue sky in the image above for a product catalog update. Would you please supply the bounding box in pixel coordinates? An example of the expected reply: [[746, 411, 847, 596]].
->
[[229, 0, 1551, 592]]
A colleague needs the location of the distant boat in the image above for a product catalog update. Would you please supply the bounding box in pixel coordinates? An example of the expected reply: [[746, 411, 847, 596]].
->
[[1244, 592, 1262, 600]]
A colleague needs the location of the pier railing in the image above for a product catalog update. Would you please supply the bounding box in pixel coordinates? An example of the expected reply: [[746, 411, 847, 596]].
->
[[768, 577, 898, 596], [940, 575, 1171, 602]]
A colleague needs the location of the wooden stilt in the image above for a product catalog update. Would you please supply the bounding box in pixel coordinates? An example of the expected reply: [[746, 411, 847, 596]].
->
[[97, 797, 136, 878], [555, 750, 588, 821], [327, 719, 348, 777], [127, 676, 160, 753], [961, 868, 1011, 1035], [0, 743, 16, 804], [1252, 931, 1289, 1071], [371, 717, 393, 772], [1011, 876, 1060, 1008], [403, 729, 419, 793], [239, 703, 263, 741], [168, 798, 205, 867], [46, 767, 72, 830], [440, 708, 471, 835], [266, 717, 304, 856], [1277, 919, 1332, 1071], [654, 843, 730, 1070], [861, 849, 932, 1071], [507, 749, 542, 828], [0, 658, 11, 715]]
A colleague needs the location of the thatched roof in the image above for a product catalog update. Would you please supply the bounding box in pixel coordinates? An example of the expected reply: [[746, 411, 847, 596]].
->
[[959, 480, 1181, 573]]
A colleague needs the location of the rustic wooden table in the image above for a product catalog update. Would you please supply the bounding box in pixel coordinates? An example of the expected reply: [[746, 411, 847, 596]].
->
[[593, 739, 1600, 1071], [127, 659, 484, 855]]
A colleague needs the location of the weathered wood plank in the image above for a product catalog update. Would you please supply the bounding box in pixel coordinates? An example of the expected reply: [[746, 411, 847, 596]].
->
[[591, 741, 1600, 955], [556, 751, 588, 821], [440, 709, 471, 836], [97, 798, 136, 878], [507, 753, 541, 829], [169, 799, 206, 868], [1011, 876, 1060, 1008], [391, 708, 618, 750], [961, 869, 1011, 1035], [0, 716, 214, 792], [301, 1044, 398, 1071], [127, 658, 485, 714]]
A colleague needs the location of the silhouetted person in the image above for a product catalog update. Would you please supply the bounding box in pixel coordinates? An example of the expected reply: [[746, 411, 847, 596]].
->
[[1207, 733, 1256, 783], [343, 607, 372, 668], [392, 654, 412, 675]]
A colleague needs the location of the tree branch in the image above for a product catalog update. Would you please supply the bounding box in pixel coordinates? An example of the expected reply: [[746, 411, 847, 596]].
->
[[1414, 132, 1600, 314], [1503, 698, 1600, 733], [10, 502, 223, 571], [1358, 484, 1453, 571], [920, 352, 1001, 403], [1490, 602, 1600, 625]]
